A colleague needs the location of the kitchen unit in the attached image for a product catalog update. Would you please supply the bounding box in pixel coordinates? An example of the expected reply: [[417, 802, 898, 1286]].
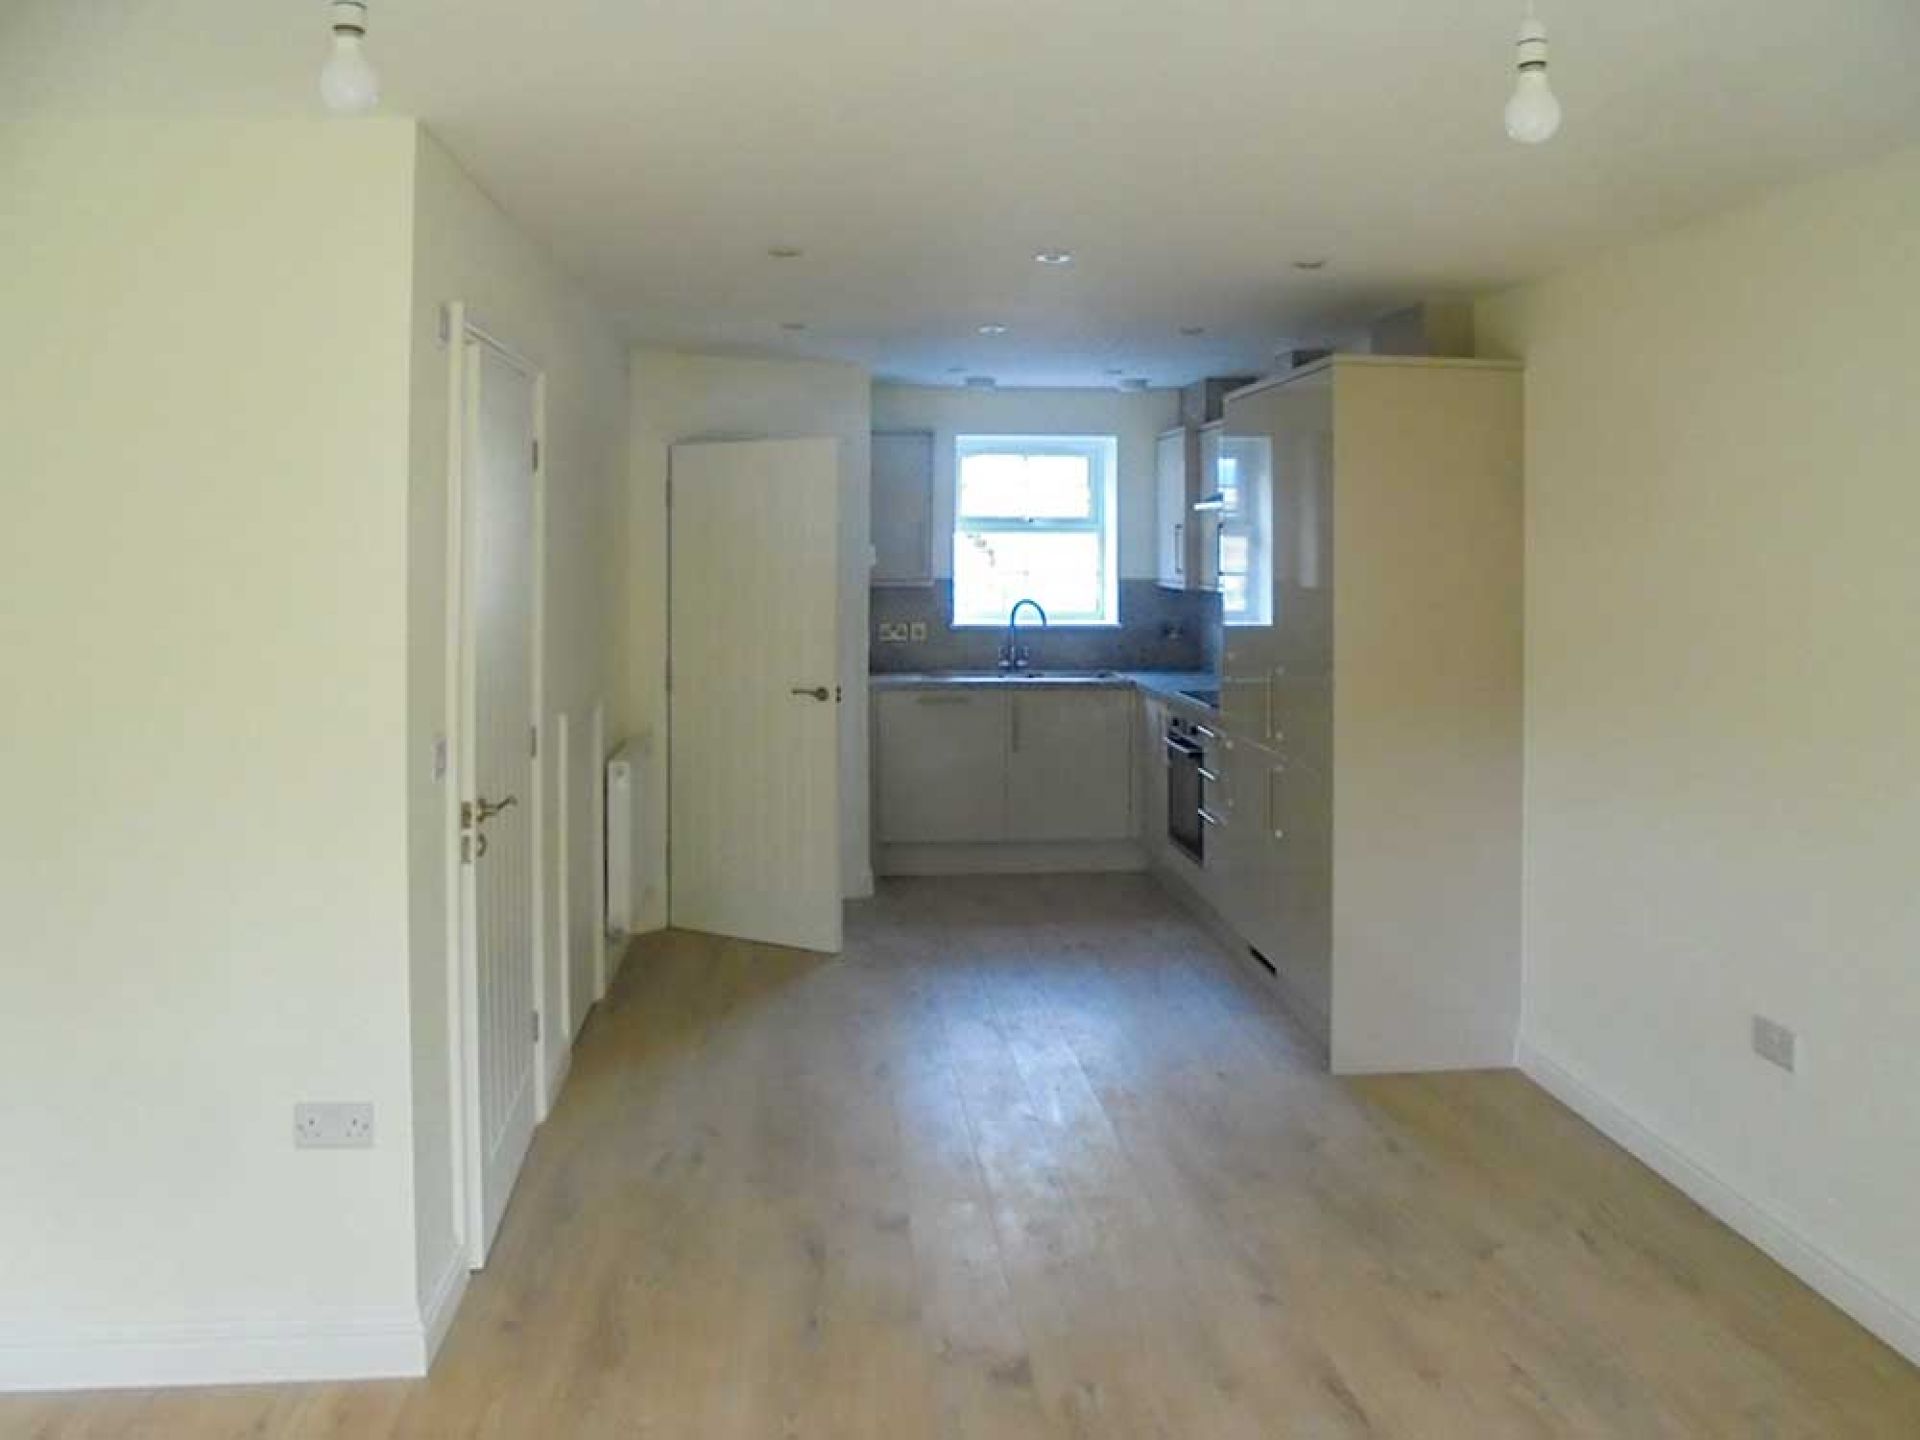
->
[[1154, 425, 1217, 590], [1157, 376, 1256, 592], [1194, 355, 1523, 1072], [873, 676, 1141, 873], [870, 429, 936, 585]]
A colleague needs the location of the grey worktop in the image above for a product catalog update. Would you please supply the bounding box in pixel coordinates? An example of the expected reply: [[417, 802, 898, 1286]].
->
[[871, 669, 1218, 712]]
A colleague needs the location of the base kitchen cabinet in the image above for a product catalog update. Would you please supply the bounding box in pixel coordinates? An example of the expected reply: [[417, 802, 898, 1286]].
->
[[874, 689, 1007, 842], [874, 681, 1140, 870], [1007, 688, 1134, 841]]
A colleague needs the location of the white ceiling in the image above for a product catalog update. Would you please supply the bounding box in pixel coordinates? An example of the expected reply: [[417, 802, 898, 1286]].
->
[[7, 0, 1920, 387]]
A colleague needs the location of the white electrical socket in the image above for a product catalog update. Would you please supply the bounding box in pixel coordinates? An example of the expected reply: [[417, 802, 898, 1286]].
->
[[294, 1102, 376, 1149], [909, 621, 928, 641], [1752, 1015, 1797, 1073], [878, 622, 910, 643]]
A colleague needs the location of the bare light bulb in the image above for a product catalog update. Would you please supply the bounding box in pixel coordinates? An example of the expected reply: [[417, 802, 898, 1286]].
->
[[1504, 15, 1561, 144], [320, 2, 380, 115]]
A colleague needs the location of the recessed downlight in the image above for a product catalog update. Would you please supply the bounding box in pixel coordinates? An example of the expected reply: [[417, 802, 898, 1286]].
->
[[1180, 326, 1206, 336], [1104, 366, 1125, 376], [780, 321, 807, 332], [977, 323, 1009, 336], [768, 245, 805, 260], [1292, 258, 1329, 272], [964, 375, 997, 389], [1034, 250, 1074, 266]]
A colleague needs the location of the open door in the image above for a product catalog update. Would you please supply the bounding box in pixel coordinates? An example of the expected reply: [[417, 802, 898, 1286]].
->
[[669, 438, 842, 953]]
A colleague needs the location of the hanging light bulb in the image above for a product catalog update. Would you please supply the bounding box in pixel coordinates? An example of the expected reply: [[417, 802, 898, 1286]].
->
[[1504, 8, 1562, 144], [320, 0, 380, 115]]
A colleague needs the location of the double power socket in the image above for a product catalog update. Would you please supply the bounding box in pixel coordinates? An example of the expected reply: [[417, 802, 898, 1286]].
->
[[878, 621, 929, 644]]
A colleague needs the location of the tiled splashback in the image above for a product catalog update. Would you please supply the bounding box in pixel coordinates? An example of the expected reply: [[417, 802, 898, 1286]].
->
[[871, 580, 1221, 674]]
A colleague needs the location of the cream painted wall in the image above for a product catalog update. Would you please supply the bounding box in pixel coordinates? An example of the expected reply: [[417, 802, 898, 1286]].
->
[[869, 386, 1180, 580], [0, 121, 422, 1382], [625, 351, 873, 910], [1477, 143, 1920, 1354], [405, 132, 630, 1325]]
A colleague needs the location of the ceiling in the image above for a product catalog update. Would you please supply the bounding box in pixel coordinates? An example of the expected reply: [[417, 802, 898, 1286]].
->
[[7, 0, 1920, 387]]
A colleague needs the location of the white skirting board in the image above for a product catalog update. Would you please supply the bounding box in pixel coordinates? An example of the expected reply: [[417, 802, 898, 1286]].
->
[[1519, 1038, 1920, 1369], [419, 1245, 472, 1366], [0, 1252, 470, 1394], [0, 1311, 430, 1394]]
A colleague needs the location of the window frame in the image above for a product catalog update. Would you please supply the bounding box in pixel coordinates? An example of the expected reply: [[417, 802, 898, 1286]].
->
[[951, 434, 1121, 628]]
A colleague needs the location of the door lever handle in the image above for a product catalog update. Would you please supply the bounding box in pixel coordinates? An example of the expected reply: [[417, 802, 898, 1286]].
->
[[790, 685, 831, 701], [465, 796, 517, 827]]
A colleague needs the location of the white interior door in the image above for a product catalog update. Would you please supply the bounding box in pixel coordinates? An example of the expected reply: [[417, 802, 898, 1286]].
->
[[670, 438, 842, 953], [459, 339, 540, 1264]]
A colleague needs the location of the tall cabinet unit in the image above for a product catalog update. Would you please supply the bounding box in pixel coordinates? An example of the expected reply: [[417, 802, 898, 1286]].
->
[[1221, 357, 1522, 1073]]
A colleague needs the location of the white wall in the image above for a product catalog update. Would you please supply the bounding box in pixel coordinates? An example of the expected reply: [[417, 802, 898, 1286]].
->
[[1477, 142, 1920, 1360], [405, 131, 631, 1331], [625, 351, 874, 909], [870, 386, 1180, 580], [0, 120, 423, 1386]]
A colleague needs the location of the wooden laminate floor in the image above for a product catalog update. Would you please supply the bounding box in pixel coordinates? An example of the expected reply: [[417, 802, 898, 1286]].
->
[[8, 874, 1916, 1438]]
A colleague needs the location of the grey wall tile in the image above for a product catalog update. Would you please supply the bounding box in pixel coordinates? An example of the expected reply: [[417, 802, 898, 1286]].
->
[[871, 580, 1219, 674]]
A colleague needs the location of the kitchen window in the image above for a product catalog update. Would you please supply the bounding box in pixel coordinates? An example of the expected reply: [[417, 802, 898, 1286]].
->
[[952, 435, 1119, 626]]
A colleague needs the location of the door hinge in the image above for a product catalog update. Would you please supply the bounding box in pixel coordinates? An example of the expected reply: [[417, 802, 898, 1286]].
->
[[531, 438, 541, 470], [532, 1010, 541, 1043], [530, 724, 539, 758]]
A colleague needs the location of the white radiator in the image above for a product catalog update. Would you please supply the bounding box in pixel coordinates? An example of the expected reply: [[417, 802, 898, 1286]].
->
[[605, 740, 647, 937]]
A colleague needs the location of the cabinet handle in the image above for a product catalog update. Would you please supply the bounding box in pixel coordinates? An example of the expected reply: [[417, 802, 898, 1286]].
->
[[1173, 523, 1184, 576], [1198, 808, 1224, 827], [1196, 766, 1219, 784]]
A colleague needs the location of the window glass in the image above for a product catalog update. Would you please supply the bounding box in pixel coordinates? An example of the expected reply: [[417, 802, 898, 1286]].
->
[[952, 436, 1118, 626], [958, 452, 1092, 520]]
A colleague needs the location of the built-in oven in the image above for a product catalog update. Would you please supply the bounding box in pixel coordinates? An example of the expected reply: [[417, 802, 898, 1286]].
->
[[1165, 715, 1215, 864]]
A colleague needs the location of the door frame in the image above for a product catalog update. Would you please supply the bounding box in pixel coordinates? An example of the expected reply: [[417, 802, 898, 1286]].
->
[[441, 302, 552, 1269]]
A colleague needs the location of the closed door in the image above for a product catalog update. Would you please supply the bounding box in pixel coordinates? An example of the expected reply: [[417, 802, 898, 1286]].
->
[[670, 439, 842, 953], [458, 340, 539, 1265]]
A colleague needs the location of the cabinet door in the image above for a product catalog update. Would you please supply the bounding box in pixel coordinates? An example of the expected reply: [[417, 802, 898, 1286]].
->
[[1007, 689, 1134, 841], [871, 430, 935, 585], [875, 690, 1007, 842], [1195, 423, 1223, 591], [1155, 428, 1189, 588]]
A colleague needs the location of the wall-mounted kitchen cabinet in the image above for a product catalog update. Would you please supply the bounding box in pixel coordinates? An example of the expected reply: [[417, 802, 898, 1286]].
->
[[870, 429, 936, 585], [1154, 425, 1218, 592], [874, 683, 1136, 870]]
